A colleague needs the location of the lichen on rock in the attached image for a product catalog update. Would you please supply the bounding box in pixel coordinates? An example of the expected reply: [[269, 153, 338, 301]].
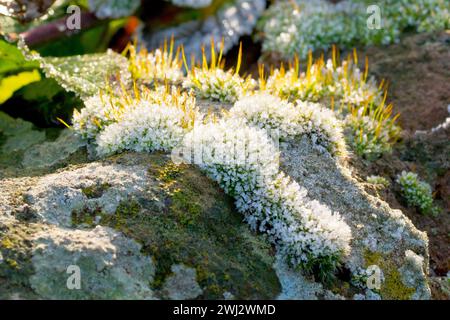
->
[[9, 152, 281, 299], [280, 137, 430, 299], [161, 264, 203, 299], [23, 160, 151, 226], [30, 225, 156, 299]]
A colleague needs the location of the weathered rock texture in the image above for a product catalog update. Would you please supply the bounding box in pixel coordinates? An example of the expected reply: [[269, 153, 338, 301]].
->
[[0, 113, 432, 300], [0, 139, 281, 299], [281, 138, 430, 299], [30, 225, 156, 299]]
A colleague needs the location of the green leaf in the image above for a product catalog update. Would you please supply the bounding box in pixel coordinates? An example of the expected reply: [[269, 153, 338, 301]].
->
[[19, 39, 131, 97], [40, 51, 131, 96], [0, 39, 39, 75], [0, 69, 41, 103], [20, 78, 62, 101], [0, 39, 41, 104]]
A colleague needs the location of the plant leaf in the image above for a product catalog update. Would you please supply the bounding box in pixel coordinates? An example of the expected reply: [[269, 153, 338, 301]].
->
[[0, 69, 41, 103], [19, 39, 132, 97], [0, 39, 39, 74]]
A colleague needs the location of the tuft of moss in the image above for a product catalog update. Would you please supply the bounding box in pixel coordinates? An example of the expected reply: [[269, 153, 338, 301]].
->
[[396, 171, 440, 215], [364, 250, 415, 300], [170, 189, 202, 226], [81, 183, 111, 199], [99, 200, 141, 232], [71, 206, 102, 227]]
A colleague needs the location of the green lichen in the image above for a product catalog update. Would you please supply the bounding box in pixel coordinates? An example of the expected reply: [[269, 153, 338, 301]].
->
[[81, 182, 111, 199], [99, 153, 281, 299], [170, 190, 202, 226], [0, 221, 43, 299], [364, 250, 415, 300], [364, 250, 383, 266], [382, 268, 415, 300], [100, 200, 141, 231], [71, 206, 102, 227]]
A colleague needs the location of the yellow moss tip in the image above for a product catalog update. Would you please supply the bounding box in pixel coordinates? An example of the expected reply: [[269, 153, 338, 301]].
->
[[57, 117, 72, 129], [235, 42, 243, 75]]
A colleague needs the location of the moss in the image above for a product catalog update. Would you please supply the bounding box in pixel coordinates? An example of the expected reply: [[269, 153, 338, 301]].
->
[[6, 259, 18, 269], [115, 200, 141, 217], [99, 153, 281, 299], [382, 268, 415, 300], [100, 200, 142, 231], [0, 150, 24, 168], [71, 206, 102, 227], [0, 277, 40, 299], [364, 250, 415, 300], [155, 161, 183, 184], [170, 189, 202, 226], [81, 182, 111, 199], [0, 132, 6, 149], [0, 222, 44, 295], [327, 280, 354, 297], [364, 250, 383, 266], [1, 238, 14, 249]]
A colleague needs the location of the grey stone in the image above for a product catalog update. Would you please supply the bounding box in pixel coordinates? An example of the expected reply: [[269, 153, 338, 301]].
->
[[30, 225, 156, 299], [142, 0, 266, 63], [274, 255, 323, 300], [0, 111, 46, 153], [162, 264, 203, 299], [280, 137, 430, 299], [24, 161, 151, 226], [22, 129, 85, 168]]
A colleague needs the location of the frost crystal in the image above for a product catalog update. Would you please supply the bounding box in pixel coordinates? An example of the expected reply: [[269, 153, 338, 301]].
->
[[170, 0, 213, 8], [96, 101, 189, 156], [89, 0, 140, 19], [180, 119, 352, 278], [183, 68, 256, 103], [260, 0, 450, 59], [229, 94, 346, 156]]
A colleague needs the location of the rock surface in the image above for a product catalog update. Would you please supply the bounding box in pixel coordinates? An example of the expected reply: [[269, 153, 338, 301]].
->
[[30, 225, 156, 299], [0, 113, 433, 299], [0, 144, 281, 299], [161, 264, 203, 299], [0, 111, 86, 173], [281, 138, 430, 299]]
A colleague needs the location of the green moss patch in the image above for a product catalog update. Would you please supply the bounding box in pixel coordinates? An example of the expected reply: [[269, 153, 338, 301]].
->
[[71, 206, 102, 227], [0, 221, 43, 298], [100, 153, 281, 299], [81, 182, 111, 199], [364, 250, 415, 300]]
